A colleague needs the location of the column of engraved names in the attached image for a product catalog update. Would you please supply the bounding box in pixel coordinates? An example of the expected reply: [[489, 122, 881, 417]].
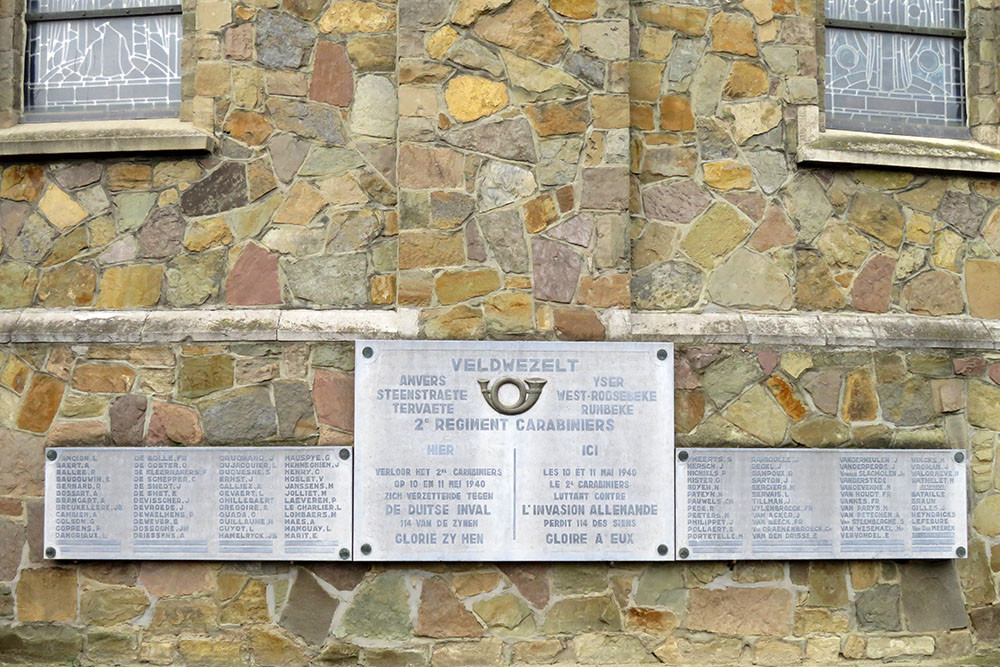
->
[[132, 452, 203, 546], [910, 455, 960, 554], [218, 452, 277, 551], [750, 454, 831, 556], [684, 453, 740, 554], [53, 452, 117, 545], [377, 368, 499, 549], [283, 451, 342, 545], [839, 455, 905, 555]]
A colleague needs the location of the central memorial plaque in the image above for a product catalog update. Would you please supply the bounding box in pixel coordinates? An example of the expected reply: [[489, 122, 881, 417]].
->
[[354, 341, 674, 561], [676, 448, 967, 560], [45, 447, 353, 560]]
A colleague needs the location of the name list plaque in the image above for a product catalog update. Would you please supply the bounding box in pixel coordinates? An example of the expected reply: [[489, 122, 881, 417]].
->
[[353, 341, 675, 561], [676, 448, 967, 560], [44, 447, 353, 560]]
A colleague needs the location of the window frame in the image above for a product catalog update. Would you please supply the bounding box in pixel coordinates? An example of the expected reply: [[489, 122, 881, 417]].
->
[[0, 0, 210, 156], [796, 0, 1000, 174], [822, 8, 969, 139]]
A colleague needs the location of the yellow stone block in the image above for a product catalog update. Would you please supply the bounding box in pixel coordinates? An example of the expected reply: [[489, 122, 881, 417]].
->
[[96, 265, 164, 309], [445, 76, 509, 123]]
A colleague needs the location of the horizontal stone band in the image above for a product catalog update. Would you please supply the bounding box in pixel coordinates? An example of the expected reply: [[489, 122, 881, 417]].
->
[[3, 309, 1000, 350]]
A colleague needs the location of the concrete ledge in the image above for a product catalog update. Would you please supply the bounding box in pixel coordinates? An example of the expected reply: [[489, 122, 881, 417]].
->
[[277, 309, 416, 341], [4, 309, 1000, 349], [795, 106, 1000, 174], [0, 119, 213, 156], [631, 312, 1000, 349], [0, 312, 20, 344], [143, 310, 281, 343], [10, 310, 146, 343]]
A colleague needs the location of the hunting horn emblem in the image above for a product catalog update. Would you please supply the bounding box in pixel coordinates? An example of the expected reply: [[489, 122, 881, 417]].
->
[[478, 377, 547, 415]]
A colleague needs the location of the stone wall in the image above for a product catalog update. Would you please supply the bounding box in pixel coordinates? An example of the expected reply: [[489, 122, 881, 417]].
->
[[2, 340, 1000, 664], [2, 0, 1000, 320]]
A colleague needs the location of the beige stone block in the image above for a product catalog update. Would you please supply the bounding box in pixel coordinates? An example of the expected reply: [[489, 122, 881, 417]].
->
[[232, 66, 264, 109], [754, 638, 802, 666], [319, 1, 396, 34], [592, 94, 629, 129], [195, 62, 231, 97], [640, 26, 674, 59], [687, 588, 792, 635], [140, 641, 174, 665], [177, 638, 241, 664], [805, 636, 840, 662], [38, 186, 88, 230], [865, 636, 934, 659], [629, 61, 664, 103], [399, 86, 438, 117], [96, 265, 163, 309], [108, 163, 152, 191], [266, 71, 308, 97], [18, 568, 78, 622], [196, 1, 230, 31]]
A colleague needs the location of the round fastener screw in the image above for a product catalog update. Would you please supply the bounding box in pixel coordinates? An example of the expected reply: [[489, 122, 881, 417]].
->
[[678, 547, 689, 559], [657, 544, 669, 556], [46, 450, 57, 461], [657, 349, 668, 361], [955, 452, 965, 463], [45, 547, 56, 559], [339, 448, 351, 460], [361, 543, 372, 556], [339, 548, 350, 560], [362, 346, 374, 359], [678, 451, 689, 462], [957, 546, 967, 557]]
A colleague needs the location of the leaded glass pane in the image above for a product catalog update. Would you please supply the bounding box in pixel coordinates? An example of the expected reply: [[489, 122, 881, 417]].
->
[[825, 28, 965, 134], [25, 15, 181, 121], [28, 0, 178, 14], [825, 0, 963, 31]]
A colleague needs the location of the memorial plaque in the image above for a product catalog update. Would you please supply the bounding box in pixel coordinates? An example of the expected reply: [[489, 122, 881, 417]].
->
[[45, 447, 353, 560], [676, 448, 967, 560], [354, 341, 674, 561]]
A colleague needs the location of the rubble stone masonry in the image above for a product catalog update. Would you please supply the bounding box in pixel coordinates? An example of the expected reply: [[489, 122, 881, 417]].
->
[[2, 0, 1000, 663]]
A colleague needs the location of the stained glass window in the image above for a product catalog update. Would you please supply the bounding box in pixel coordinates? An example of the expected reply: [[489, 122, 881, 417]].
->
[[824, 0, 967, 137], [24, 0, 181, 121]]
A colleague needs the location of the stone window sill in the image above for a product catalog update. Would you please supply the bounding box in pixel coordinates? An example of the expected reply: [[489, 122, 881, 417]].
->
[[0, 118, 213, 156], [796, 107, 1000, 174]]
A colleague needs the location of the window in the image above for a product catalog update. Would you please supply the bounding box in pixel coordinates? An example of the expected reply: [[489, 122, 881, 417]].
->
[[823, 0, 967, 138], [23, 0, 181, 122]]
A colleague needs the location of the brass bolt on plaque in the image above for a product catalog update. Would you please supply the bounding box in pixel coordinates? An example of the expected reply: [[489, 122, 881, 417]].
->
[[360, 543, 372, 555], [45, 547, 56, 558], [362, 346, 374, 359], [678, 451, 689, 462], [678, 547, 689, 559], [955, 452, 965, 463], [46, 449, 57, 461], [339, 448, 351, 460], [957, 546, 967, 557], [657, 544, 669, 556], [339, 548, 350, 560]]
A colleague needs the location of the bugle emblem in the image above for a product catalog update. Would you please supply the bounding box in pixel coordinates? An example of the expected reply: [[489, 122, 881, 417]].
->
[[477, 377, 547, 415]]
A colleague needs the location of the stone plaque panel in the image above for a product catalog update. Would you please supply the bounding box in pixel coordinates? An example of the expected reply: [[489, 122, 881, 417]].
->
[[45, 447, 353, 560], [353, 341, 674, 561], [676, 448, 967, 560]]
